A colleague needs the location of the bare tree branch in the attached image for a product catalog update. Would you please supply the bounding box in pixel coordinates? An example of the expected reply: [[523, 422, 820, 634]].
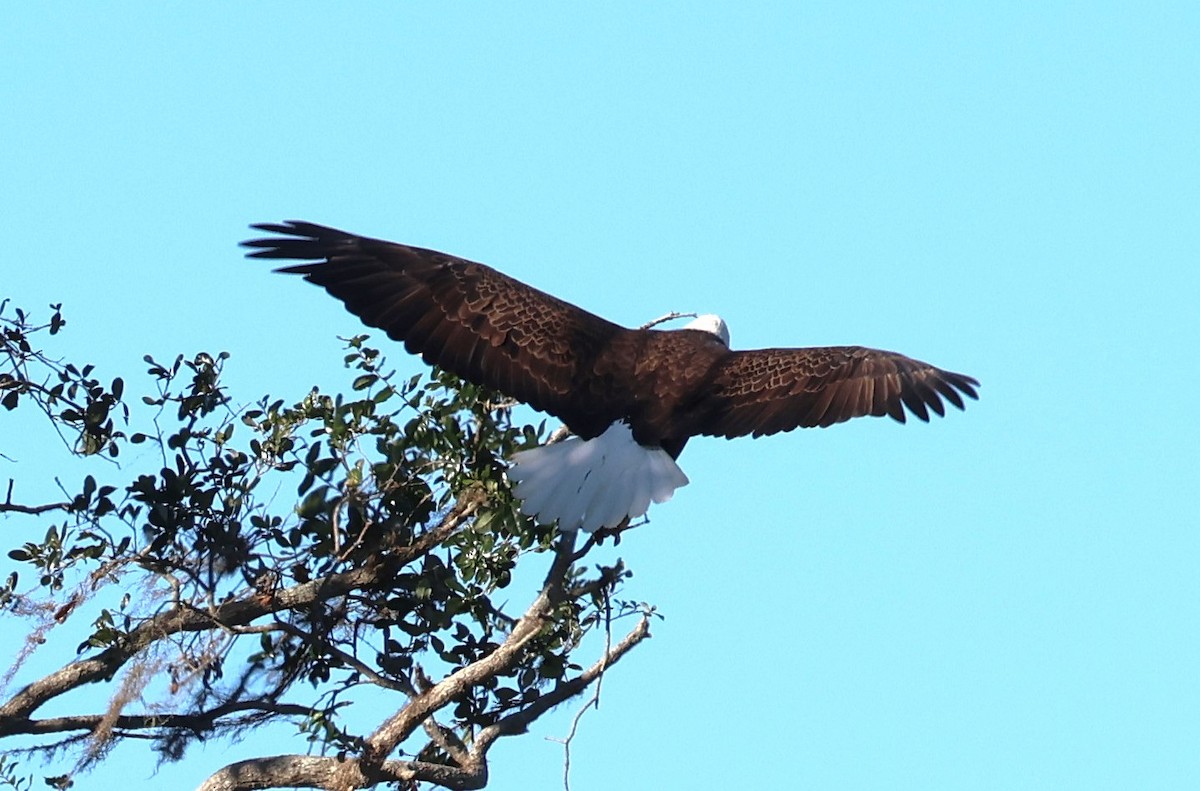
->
[[0, 502, 72, 515], [0, 477, 72, 515], [476, 612, 650, 750], [195, 753, 486, 791], [0, 701, 315, 737]]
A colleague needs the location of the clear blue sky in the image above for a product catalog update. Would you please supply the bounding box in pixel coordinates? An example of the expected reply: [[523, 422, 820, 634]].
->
[[3, 4, 1198, 789]]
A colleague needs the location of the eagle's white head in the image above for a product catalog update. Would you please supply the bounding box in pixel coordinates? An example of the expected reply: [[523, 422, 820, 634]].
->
[[683, 313, 731, 347]]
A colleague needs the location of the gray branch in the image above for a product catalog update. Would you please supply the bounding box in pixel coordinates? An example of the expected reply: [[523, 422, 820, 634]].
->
[[195, 754, 484, 791], [0, 501, 72, 515], [0, 701, 314, 737], [476, 612, 650, 749]]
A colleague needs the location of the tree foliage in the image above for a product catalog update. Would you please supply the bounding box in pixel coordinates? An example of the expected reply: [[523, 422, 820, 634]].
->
[[0, 301, 653, 790]]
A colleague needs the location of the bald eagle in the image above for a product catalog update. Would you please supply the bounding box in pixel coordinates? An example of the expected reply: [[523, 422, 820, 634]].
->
[[244, 221, 978, 532]]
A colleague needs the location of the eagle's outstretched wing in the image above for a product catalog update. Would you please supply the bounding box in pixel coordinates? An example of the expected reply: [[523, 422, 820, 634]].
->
[[243, 221, 629, 436], [685, 346, 979, 438]]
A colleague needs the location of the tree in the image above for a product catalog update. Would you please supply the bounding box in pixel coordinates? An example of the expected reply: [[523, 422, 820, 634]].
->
[[0, 301, 653, 790]]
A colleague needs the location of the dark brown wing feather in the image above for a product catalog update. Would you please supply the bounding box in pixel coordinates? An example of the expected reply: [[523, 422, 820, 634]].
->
[[242, 221, 631, 437], [682, 346, 979, 439]]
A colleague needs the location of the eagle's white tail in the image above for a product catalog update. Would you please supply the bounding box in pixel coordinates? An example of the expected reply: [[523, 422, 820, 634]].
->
[[508, 422, 689, 532]]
